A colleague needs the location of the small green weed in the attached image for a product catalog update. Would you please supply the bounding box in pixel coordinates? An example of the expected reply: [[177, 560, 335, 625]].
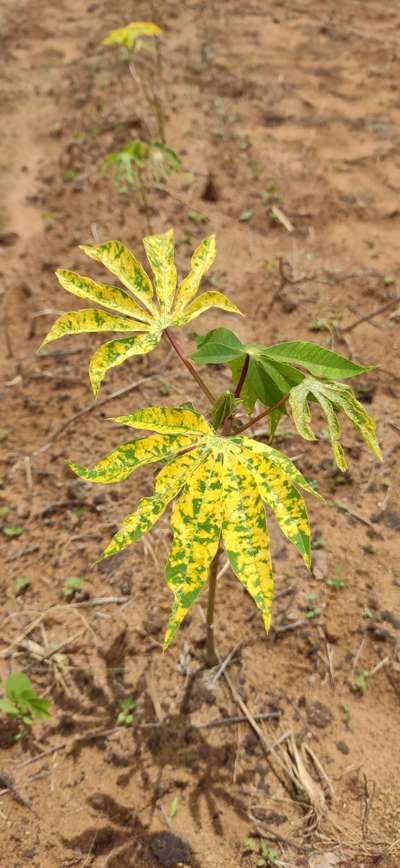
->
[[0, 673, 50, 739]]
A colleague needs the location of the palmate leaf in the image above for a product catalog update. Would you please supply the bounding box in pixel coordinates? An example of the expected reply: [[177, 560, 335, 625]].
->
[[102, 21, 162, 51], [70, 406, 317, 647], [191, 327, 376, 437], [42, 231, 240, 397], [289, 377, 382, 471]]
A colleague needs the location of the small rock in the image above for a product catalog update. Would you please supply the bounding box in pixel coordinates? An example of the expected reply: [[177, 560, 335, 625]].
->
[[336, 741, 350, 755], [149, 831, 192, 867], [309, 853, 342, 868], [382, 610, 400, 630], [306, 701, 332, 729], [0, 232, 19, 246], [312, 550, 328, 580], [325, 619, 340, 644], [384, 510, 400, 530]]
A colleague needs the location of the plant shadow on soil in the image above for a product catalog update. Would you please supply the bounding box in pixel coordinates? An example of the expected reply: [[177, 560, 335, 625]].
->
[[57, 629, 248, 865]]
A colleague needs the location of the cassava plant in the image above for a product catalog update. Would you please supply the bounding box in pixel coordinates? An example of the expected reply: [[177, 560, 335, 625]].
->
[[41, 229, 381, 666], [101, 22, 180, 233], [102, 21, 166, 145], [103, 139, 181, 234]]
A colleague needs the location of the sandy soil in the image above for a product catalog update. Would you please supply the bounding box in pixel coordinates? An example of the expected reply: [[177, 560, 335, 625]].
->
[[0, 0, 399, 866]]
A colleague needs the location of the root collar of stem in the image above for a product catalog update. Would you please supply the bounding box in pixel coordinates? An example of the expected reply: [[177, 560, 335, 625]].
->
[[206, 549, 221, 668], [164, 329, 216, 404]]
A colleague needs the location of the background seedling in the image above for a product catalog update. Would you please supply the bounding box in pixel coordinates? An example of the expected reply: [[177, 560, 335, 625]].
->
[[43, 227, 381, 666], [117, 696, 137, 725], [14, 576, 32, 596], [0, 673, 50, 740], [63, 576, 85, 598]]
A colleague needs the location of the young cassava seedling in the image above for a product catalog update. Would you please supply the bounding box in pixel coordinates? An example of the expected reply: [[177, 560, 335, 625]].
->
[[102, 20, 166, 145], [41, 229, 381, 666], [101, 22, 181, 233]]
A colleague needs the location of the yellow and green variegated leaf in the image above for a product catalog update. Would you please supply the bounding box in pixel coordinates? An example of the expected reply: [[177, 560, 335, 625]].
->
[[80, 241, 157, 315], [235, 448, 311, 566], [69, 433, 200, 484], [233, 436, 318, 497], [289, 384, 316, 442], [154, 447, 207, 492], [222, 452, 273, 631], [316, 391, 346, 472], [164, 452, 223, 647], [173, 291, 241, 326], [112, 406, 214, 438], [41, 308, 148, 346], [174, 234, 216, 311], [324, 382, 382, 463], [289, 378, 381, 471], [55, 269, 153, 323], [143, 228, 177, 314], [97, 450, 205, 563], [89, 331, 160, 397], [102, 21, 162, 50]]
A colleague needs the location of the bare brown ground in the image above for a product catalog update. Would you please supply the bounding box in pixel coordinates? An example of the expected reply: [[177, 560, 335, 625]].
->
[[0, 1, 399, 866]]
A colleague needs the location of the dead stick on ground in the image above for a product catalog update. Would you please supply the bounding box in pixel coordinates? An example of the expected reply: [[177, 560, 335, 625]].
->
[[342, 296, 400, 333]]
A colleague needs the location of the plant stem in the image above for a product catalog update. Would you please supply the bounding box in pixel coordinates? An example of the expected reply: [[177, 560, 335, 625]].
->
[[234, 393, 289, 435], [234, 353, 249, 398], [137, 168, 153, 235], [164, 328, 216, 404], [206, 547, 221, 667]]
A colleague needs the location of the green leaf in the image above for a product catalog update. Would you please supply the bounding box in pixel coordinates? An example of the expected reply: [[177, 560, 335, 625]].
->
[[289, 377, 382, 470], [190, 327, 244, 364], [258, 340, 373, 380], [15, 576, 31, 596], [3, 526, 23, 538]]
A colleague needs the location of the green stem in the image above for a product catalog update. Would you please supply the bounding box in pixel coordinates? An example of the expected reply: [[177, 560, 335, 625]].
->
[[164, 328, 216, 405], [137, 168, 153, 235], [206, 547, 221, 667]]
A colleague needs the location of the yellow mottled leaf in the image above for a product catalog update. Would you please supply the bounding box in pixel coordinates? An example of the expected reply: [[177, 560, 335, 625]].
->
[[97, 449, 206, 562], [102, 21, 162, 50], [164, 453, 223, 647], [89, 332, 160, 397], [80, 241, 157, 314], [56, 269, 152, 322], [143, 228, 177, 314], [289, 377, 381, 471], [222, 451, 273, 630], [236, 447, 311, 567], [112, 406, 214, 437], [173, 291, 241, 325], [234, 436, 318, 497], [69, 434, 201, 484], [41, 309, 148, 346], [174, 235, 216, 311]]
